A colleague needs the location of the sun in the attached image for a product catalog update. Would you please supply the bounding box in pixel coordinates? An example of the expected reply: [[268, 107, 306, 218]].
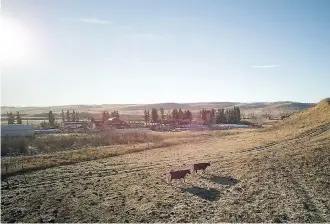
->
[[0, 16, 34, 67]]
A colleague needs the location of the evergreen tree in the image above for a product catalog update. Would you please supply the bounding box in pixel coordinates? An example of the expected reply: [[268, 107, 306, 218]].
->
[[102, 111, 110, 122], [72, 110, 76, 121], [48, 110, 56, 127], [233, 107, 236, 122], [160, 108, 165, 120], [172, 109, 179, 120], [200, 109, 207, 122], [16, 111, 22, 124], [216, 110, 220, 124], [76, 111, 80, 121], [237, 107, 241, 123], [147, 110, 150, 124], [224, 109, 230, 124], [61, 110, 65, 122], [210, 108, 216, 124], [178, 108, 184, 119], [186, 110, 193, 121], [167, 110, 171, 119], [110, 110, 119, 118], [229, 109, 234, 123], [102, 111, 106, 122], [66, 110, 70, 121], [216, 108, 226, 124], [234, 107, 241, 123], [151, 108, 159, 123], [7, 112, 15, 125], [144, 109, 149, 125]]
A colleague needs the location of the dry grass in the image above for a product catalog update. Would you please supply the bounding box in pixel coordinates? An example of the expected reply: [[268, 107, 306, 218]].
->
[[2, 130, 233, 176], [1, 99, 329, 223]]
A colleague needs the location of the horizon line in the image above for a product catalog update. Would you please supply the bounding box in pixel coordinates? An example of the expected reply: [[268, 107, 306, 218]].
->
[[1, 100, 318, 108]]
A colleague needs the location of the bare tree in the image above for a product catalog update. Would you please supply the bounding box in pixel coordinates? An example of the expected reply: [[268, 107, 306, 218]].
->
[[248, 112, 256, 120], [262, 110, 272, 120]]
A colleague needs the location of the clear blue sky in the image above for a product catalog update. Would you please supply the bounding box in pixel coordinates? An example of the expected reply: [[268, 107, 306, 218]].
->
[[1, 0, 329, 106]]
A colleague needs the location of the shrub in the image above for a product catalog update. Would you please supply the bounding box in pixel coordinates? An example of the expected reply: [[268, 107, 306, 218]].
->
[[1, 131, 164, 156], [1, 136, 29, 156]]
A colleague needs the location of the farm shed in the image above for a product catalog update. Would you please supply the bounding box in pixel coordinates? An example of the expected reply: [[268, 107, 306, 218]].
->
[[1, 125, 35, 137], [104, 117, 128, 128]]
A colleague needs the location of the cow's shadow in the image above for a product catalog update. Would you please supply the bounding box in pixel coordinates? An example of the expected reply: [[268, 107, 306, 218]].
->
[[180, 187, 221, 201], [201, 175, 239, 186]]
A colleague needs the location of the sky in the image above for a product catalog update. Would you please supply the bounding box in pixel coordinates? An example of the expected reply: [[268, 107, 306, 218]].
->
[[0, 0, 329, 106]]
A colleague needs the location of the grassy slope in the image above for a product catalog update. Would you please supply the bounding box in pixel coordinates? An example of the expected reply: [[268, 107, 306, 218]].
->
[[1, 100, 329, 222]]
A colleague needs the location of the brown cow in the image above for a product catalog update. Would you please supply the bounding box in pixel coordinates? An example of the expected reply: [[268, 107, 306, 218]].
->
[[193, 162, 210, 174], [168, 169, 191, 183]]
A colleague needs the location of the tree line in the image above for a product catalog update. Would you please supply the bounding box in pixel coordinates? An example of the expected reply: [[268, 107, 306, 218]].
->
[[6, 109, 82, 129], [198, 107, 241, 125], [214, 107, 241, 124], [61, 110, 80, 122], [41, 110, 82, 129], [142, 107, 241, 125], [144, 108, 193, 124]]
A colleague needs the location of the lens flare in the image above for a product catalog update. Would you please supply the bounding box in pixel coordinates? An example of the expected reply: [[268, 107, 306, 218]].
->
[[0, 16, 35, 67]]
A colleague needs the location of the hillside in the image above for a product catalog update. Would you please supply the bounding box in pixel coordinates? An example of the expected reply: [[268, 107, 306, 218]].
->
[[262, 98, 330, 139], [280, 98, 330, 129]]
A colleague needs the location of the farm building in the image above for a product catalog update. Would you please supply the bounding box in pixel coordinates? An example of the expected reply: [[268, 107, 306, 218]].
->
[[1, 125, 35, 137], [61, 121, 90, 132], [91, 117, 128, 130]]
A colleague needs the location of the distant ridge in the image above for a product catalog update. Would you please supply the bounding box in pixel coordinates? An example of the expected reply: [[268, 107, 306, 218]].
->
[[1, 101, 315, 116], [123, 101, 314, 111]]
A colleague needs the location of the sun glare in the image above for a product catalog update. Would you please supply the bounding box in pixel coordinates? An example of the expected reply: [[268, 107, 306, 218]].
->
[[0, 16, 35, 67]]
